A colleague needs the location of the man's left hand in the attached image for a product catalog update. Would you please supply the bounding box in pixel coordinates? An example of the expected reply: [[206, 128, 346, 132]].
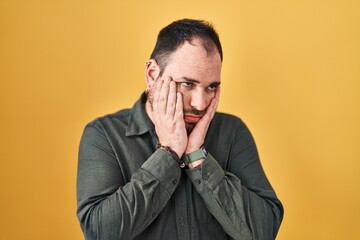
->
[[186, 87, 220, 168]]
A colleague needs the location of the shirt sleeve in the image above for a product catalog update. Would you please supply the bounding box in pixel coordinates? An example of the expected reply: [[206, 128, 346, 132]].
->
[[185, 122, 284, 240], [76, 123, 181, 240]]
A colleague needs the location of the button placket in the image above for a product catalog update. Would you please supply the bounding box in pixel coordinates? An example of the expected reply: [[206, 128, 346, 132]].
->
[[202, 173, 209, 180], [174, 173, 190, 239], [179, 216, 185, 226]]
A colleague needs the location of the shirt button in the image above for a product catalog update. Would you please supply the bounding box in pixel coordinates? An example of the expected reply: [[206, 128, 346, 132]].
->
[[202, 174, 209, 180], [195, 179, 201, 184], [172, 178, 177, 185], [179, 217, 185, 226]]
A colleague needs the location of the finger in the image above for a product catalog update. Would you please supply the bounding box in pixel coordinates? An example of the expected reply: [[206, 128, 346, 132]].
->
[[174, 92, 184, 121], [207, 86, 220, 112], [214, 86, 220, 109], [166, 80, 177, 116], [203, 98, 217, 123], [152, 78, 163, 113], [158, 77, 171, 114], [195, 89, 219, 129], [207, 86, 221, 117]]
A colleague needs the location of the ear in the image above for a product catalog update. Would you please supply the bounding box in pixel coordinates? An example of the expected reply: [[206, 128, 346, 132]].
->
[[144, 59, 160, 89]]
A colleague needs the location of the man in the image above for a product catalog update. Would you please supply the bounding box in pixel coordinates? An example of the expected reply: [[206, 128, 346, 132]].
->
[[77, 19, 284, 240]]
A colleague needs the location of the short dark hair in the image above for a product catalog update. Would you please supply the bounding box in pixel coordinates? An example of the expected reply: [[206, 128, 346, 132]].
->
[[150, 19, 223, 76]]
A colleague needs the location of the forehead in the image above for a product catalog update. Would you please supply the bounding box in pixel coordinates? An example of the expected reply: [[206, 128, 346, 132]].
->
[[164, 39, 222, 84]]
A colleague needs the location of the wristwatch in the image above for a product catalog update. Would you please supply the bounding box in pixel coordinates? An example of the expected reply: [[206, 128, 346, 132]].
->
[[182, 147, 208, 165]]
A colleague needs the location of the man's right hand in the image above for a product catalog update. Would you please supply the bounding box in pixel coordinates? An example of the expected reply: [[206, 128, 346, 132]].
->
[[152, 77, 187, 158]]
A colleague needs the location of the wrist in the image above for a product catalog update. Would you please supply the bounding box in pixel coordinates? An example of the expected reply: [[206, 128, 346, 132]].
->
[[187, 159, 204, 169], [185, 145, 202, 154], [157, 139, 184, 157], [157, 143, 185, 168], [182, 147, 208, 165]]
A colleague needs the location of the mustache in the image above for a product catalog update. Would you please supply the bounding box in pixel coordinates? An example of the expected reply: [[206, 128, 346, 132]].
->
[[183, 108, 206, 116]]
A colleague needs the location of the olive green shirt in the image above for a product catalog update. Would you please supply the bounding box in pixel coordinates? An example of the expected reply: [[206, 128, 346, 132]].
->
[[76, 93, 283, 240]]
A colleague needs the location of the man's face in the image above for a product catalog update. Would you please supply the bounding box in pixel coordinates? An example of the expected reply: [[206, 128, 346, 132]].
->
[[147, 38, 222, 133]]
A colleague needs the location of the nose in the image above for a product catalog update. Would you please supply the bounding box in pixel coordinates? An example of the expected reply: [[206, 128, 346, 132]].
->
[[190, 90, 207, 111]]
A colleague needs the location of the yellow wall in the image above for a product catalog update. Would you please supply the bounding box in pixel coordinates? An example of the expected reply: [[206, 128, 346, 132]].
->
[[1, 1, 359, 239]]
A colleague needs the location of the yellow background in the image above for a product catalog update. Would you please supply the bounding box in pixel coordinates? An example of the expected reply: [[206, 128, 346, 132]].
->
[[1, 0, 359, 239]]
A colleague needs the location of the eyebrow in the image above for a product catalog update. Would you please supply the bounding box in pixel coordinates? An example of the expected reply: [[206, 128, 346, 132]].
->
[[174, 77, 221, 86]]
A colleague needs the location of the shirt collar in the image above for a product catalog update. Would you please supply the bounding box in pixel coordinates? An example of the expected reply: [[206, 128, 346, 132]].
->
[[125, 92, 155, 137]]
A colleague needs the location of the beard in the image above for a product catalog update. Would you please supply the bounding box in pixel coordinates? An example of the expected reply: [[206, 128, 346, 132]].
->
[[145, 89, 205, 134], [185, 122, 195, 134], [183, 108, 205, 134]]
